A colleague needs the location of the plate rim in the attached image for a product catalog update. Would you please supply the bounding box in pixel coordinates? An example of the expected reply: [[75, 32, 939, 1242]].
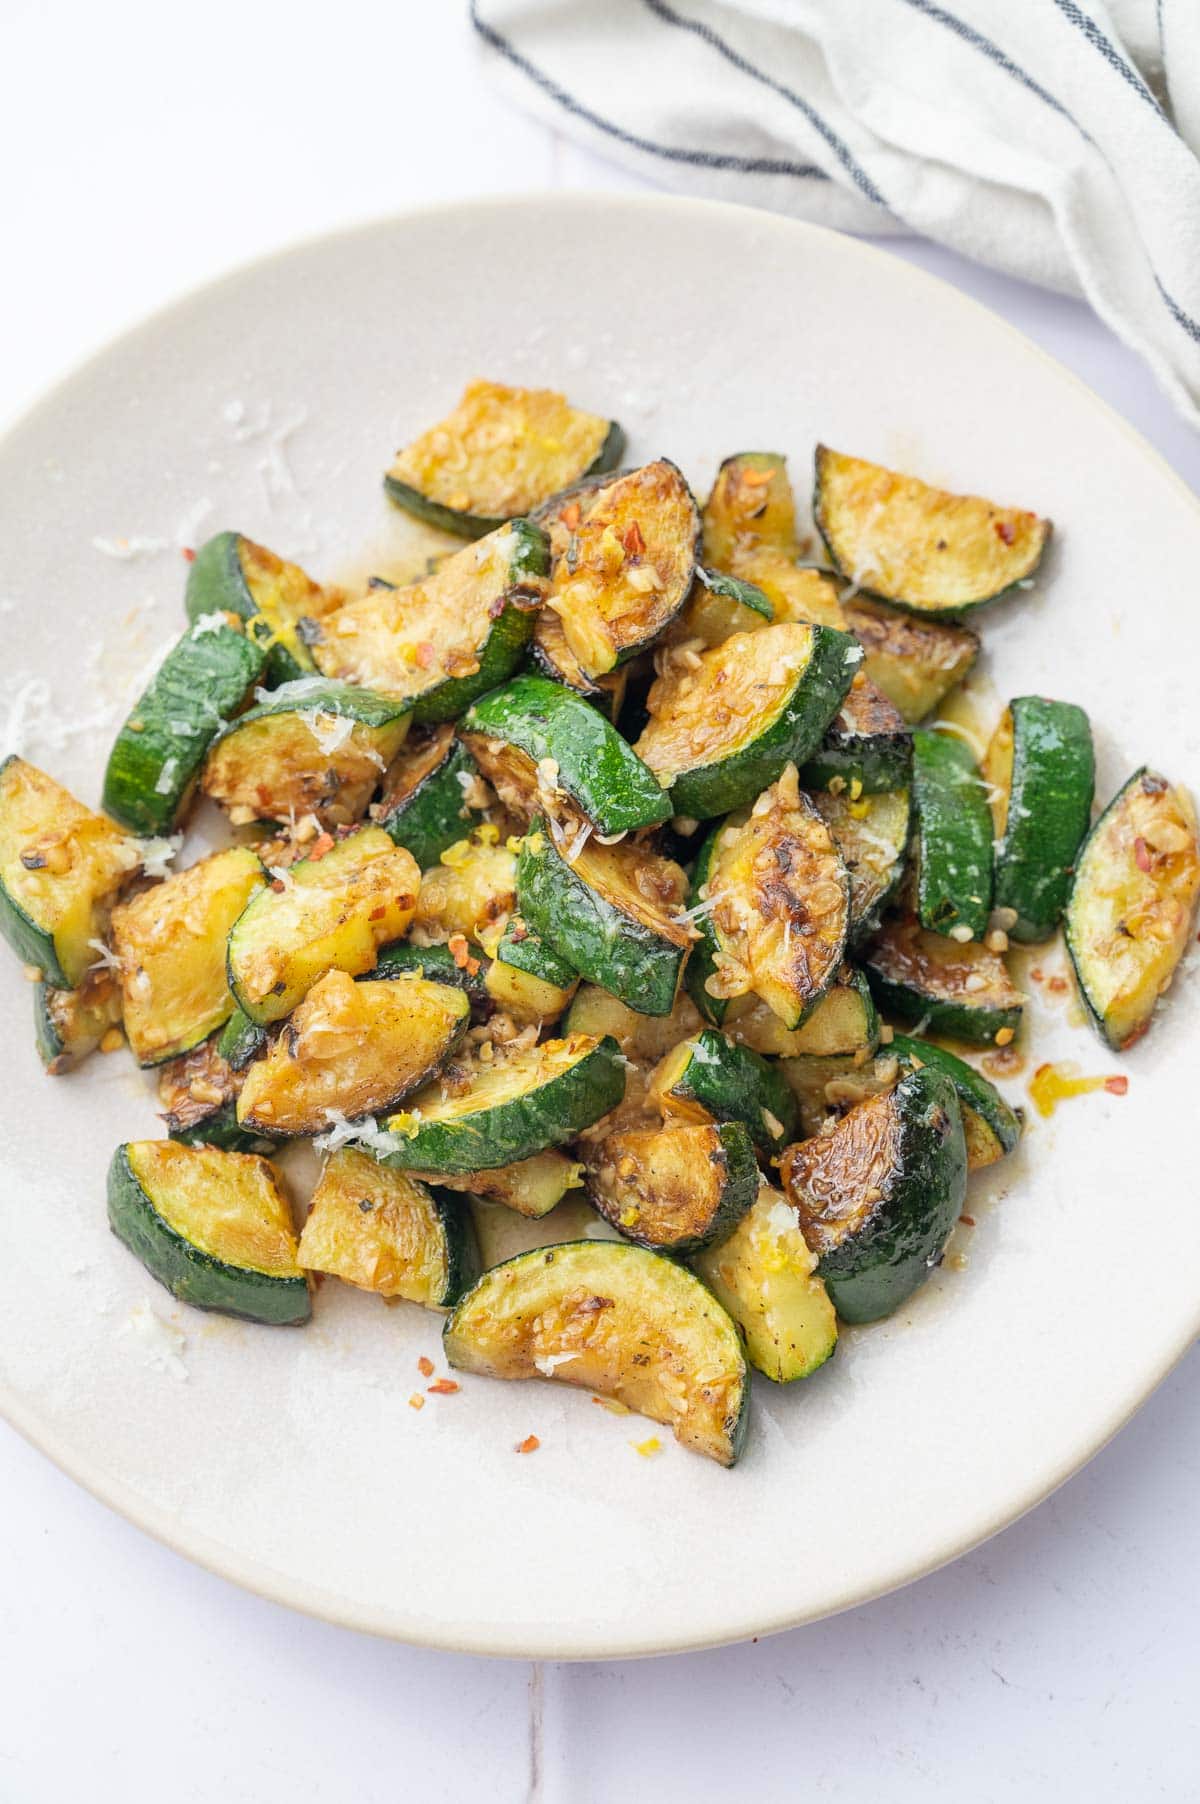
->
[[1, 189, 1197, 1660]]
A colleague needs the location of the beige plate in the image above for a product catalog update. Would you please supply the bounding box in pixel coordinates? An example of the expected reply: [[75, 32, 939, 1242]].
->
[[0, 195, 1197, 1659]]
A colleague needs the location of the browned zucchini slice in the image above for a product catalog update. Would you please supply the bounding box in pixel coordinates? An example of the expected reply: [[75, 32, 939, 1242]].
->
[[157, 1035, 269, 1152], [530, 607, 628, 720], [842, 598, 980, 723], [434, 1150, 583, 1220], [584, 1118, 758, 1254], [297, 1148, 478, 1305], [237, 968, 469, 1136], [542, 460, 699, 678], [691, 1183, 839, 1383], [411, 828, 519, 948], [702, 451, 798, 565], [864, 915, 1023, 1044], [564, 983, 704, 1063], [810, 787, 911, 941], [35, 969, 124, 1075], [111, 846, 265, 1065], [724, 965, 878, 1059], [815, 446, 1050, 615]]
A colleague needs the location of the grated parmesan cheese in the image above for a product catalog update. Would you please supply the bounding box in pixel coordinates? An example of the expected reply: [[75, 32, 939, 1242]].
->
[[313, 1110, 404, 1156]]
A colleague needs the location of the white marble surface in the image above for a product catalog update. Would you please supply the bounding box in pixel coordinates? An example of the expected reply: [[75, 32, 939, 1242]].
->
[[1, 3, 1197, 1798]]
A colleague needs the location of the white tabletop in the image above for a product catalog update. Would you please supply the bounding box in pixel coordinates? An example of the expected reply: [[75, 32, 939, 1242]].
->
[[3, 5, 1197, 1799]]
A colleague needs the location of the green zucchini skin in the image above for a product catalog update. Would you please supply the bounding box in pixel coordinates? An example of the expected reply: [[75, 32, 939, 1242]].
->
[[423, 1189, 482, 1307], [691, 566, 774, 630], [684, 826, 727, 1026], [216, 1004, 269, 1070], [886, 1034, 1021, 1157], [106, 1145, 310, 1325], [414, 518, 549, 724], [516, 822, 687, 1017], [384, 1034, 625, 1173], [376, 734, 479, 868], [213, 677, 409, 738], [370, 938, 491, 1004], [786, 1067, 967, 1324], [910, 729, 993, 940], [167, 1104, 275, 1155], [385, 421, 626, 539], [185, 531, 316, 685], [993, 697, 1094, 942], [492, 919, 578, 989], [664, 626, 862, 821], [460, 674, 671, 834], [800, 683, 913, 794], [663, 1029, 798, 1154], [103, 621, 265, 834], [862, 928, 1023, 1046]]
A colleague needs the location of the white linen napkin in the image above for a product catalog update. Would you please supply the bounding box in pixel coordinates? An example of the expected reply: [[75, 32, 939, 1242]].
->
[[472, 0, 1200, 426]]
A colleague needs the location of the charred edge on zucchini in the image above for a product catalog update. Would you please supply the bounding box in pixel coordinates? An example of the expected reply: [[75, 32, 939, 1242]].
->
[[864, 916, 1023, 1045], [810, 786, 911, 945], [843, 599, 979, 725], [586, 1118, 759, 1253], [529, 607, 628, 722], [297, 1148, 478, 1306], [159, 1035, 274, 1153], [800, 672, 912, 794]]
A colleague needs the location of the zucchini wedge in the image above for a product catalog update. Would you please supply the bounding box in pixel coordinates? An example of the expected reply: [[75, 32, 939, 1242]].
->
[[35, 970, 123, 1075], [692, 1185, 838, 1383], [434, 1150, 582, 1220], [542, 459, 699, 678], [725, 964, 879, 1060], [864, 915, 1023, 1045], [384, 379, 623, 538], [800, 672, 912, 794], [371, 937, 491, 1008], [159, 1036, 273, 1154], [842, 598, 979, 725], [107, 1141, 309, 1325], [103, 616, 265, 835], [780, 1065, 967, 1323], [384, 1032, 624, 1173], [814, 446, 1050, 616], [701, 451, 847, 630], [669, 566, 773, 648], [0, 757, 139, 987], [185, 531, 336, 685], [443, 1239, 748, 1466], [312, 519, 548, 722], [227, 827, 419, 1025], [516, 819, 690, 1016], [810, 786, 911, 943], [584, 1119, 759, 1254], [1065, 767, 1200, 1050], [649, 1028, 798, 1153], [564, 983, 704, 1064], [984, 697, 1095, 942], [459, 673, 670, 834], [202, 679, 411, 828], [412, 829, 518, 948], [237, 968, 469, 1137], [634, 622, 861, 820], [686, 766, 849, 1030], [529, 607, 628, 723], [910, 729, 993, 940], [217, 1003, 268, 1070], [111, 846, 266, 1065], [372, 724, 481, 867], [485, 918, 578, 1024], [297, 1148, 478, 1306]]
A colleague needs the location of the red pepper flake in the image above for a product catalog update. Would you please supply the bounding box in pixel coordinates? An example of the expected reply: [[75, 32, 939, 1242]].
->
[[1133, 836, 1152, 873], [427, 1378, 460, 1396], [1047, 976, 1068, 994], [368, 904, 387, 921], [622, 521, 646, 557], [465, 955, 481, 977], [181, 546, 196, 563], [958, 1214, 976, 1227], [307, 832, 335, 862], [1105, 1075, 1129, 1096], [1030, 967, 1044, 984], [994, 519, 1016, 545], [560, 501, 581, 531], [417, 1355, 435, 1377], [414, 642, 436, 670], [270, 877, 287, 893], [515, 1434, 540, 1454], [447, 933, 471, 969]]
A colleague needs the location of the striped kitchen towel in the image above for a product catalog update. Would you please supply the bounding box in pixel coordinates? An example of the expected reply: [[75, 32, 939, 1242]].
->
[[472, 0, 1200, 426]]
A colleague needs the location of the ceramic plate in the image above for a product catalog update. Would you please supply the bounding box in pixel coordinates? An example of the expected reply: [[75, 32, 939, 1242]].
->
[[1, 195, 1197, 1659]]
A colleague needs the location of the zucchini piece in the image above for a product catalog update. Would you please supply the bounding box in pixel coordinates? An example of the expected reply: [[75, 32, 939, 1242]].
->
[[910, 729, 993, 940], [383, 1032, 624, 1173], [159, 1035, 273, 1153], [370, 937, 491, 1007], [185, 532, 336, 685], [810, 787, 911, 943], [107, 1141, 309, 1325], [669, 567, 773, 648], [111, 846, 266, 1065], [516, 819, 690, 1016], [692, 1184, 838, 1383], [814, 446, 1050, 616], [297, 1148, 477, 1305], [0, 757, 139, 987], [800, 672, 912, 794], [1065, 767, 1200, 1050], [542, 460, 699, 678], [564, 983, 704, 1063], [887, 1034, 1021, 1169], [864, 915, 1023, 1045], [217, 1002, 268, 1070], [227, 827, 419, 1025], [485, 918, 578, 1024], [459, 672, 670, 834], [443, 1239, 748, 1466], [529, 608, 628, 722], [411, 829, 518, 948], [634, 623, 861, 820], [842, 599, 979, 725], [725, 964, 879, 1059], [312, 520, 548, 723], [34, 970, 123, 1075], [730, 553, 848, 632], [701, 451, 798, 566], [384, 379, 623, 538], [202, 679, 411, 828], [686, 766, 849, 1031], [237, 968, 469, 1137], [103, 616, 265, 835], [372, 724, 481, 867], [434, 1150, 582, 1220], [584, 1119, 759, 1254], [649, 1028, 798, 1154], [984, 697, 1095, 942], [780, 1066, 967, 1323]]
